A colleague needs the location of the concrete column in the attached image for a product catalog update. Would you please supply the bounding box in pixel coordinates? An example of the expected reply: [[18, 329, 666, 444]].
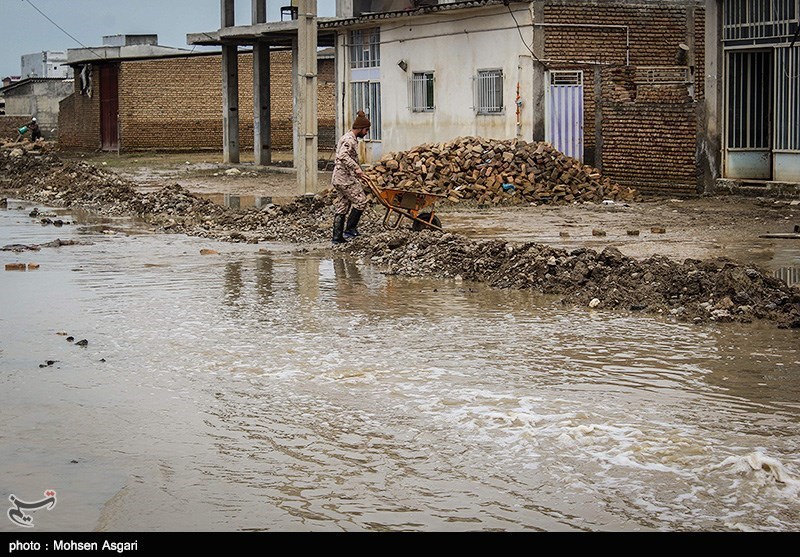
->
[[254, 41, 271, 166], [295, 0, 318, 194], [531, 1, 546, 142], [594, 65, 603, 172], [252, 0, 266, 23], [701, 0, 723, 193], [336, 0, 354, 18], [221, 0, 234, 27], [222, 45, 240, 164]]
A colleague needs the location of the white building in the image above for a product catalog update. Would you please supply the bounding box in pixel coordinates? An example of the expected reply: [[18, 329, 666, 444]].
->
[[322, 1, 535, 163], [21, 51, 72, 79]]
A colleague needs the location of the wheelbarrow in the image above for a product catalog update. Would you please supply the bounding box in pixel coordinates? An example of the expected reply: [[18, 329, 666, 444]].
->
[[364, 176, 444, 232]]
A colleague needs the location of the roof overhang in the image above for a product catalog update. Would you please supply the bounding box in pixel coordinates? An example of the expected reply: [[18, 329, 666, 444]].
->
[[188, 17, 339, 49], [318, 0, 528, 29]]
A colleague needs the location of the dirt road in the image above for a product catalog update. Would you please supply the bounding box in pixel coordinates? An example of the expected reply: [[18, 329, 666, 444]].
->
[[78, 150, 800, 268], [2, 146, 798, 327]]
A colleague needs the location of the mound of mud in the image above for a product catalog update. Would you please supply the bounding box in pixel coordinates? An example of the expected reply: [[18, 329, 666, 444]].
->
[[3, 147, 798, 328], [1, 148, 334, 243], [340, 230, 800, 328]]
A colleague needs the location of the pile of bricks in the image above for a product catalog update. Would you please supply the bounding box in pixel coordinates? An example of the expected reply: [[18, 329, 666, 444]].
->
[[364, 136, 636, 205]]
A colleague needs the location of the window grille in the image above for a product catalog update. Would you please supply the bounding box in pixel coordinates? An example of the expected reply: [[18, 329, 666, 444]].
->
[[411, 72, 435, 112], [349, 28, 381, 69], [351, 81, 382, 141], [475, 69, 503, 114], [775, 46, 800, 151], [723, 0, 797, 42], [727, 50, 773, 149]]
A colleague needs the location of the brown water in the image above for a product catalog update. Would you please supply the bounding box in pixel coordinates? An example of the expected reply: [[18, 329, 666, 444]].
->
[[1, 199, 799, 532]]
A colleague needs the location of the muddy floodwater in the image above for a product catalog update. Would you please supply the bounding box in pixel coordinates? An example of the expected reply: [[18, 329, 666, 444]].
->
[[1, 199, 799, 532]]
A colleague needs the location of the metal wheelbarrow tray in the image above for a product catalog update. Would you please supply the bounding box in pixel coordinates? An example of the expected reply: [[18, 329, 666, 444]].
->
[[365, 177, 445, 232]]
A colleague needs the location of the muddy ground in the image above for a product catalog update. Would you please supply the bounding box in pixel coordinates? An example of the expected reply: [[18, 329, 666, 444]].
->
[[2, 144, 799, 328]]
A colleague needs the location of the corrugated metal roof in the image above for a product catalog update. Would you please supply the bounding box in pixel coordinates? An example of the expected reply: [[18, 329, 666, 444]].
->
[[318, 0, 525, 28]]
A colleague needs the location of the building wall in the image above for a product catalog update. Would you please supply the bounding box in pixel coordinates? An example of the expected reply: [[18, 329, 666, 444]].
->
[[377, 5, 535, 155], [3, 80, 73, 139], [543, 0, 705, 192], [117, 51, 334, 152], [21, 51, 71, 79], [355, 0, 704, 194], [58, 67, 102, 150], [57, 51, 335, 153], [600, 67, 699, 195]]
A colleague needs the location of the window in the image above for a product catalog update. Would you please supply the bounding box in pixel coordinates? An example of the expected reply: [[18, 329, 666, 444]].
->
[[723, 0, 796, 42], [352, 81, 382, 141], [411, 72, 435, 112], [349, 28, 380, 69], [475, 69, 503, 114]]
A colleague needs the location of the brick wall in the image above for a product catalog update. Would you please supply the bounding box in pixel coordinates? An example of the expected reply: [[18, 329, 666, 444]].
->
[[56, 51, 335, 153], [543, 0, 704, 193], [116, 51, 335, 152], [0, 115, 33, 140], [58, 66, 101, 151], [600, 66, 699, 195]]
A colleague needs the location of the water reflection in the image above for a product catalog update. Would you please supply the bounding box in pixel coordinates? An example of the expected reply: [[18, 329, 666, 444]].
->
[[775, 266, 800, 286]]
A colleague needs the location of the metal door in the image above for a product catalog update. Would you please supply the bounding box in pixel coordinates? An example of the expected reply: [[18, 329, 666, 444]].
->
[[725, 50, 773, 180], [546, 71, 584, 161], [100, 64, 119, 151]]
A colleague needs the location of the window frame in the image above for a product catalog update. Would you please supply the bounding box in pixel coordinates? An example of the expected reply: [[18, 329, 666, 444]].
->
[[475, 68, 504, 115], [411, 71, 435, 113]]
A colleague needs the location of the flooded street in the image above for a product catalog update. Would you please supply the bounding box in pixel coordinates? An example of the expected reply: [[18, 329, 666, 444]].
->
[[1, 199, 799, 532]]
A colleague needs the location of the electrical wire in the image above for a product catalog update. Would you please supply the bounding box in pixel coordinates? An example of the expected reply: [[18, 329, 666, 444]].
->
[[23, 0, 105, 59], [506, 3, 542, 65]]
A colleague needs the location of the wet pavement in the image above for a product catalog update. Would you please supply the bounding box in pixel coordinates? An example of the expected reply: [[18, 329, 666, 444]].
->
[[1, 199, 799, 531]]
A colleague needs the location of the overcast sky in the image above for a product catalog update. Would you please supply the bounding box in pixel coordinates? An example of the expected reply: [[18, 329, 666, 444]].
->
[[0, 0, 337, 78]]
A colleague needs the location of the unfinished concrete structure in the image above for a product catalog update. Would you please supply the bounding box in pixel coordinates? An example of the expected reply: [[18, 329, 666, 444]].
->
[[0, 77, 73, 139], [188, 0, 336, 193], [59, 33, 335, 155]]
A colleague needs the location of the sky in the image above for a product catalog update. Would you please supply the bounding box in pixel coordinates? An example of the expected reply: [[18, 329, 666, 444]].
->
[[0, 0, 337, 78]]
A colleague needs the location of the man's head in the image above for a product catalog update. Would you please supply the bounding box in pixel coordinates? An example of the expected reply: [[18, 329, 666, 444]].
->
[[352, 110, 370, 138]]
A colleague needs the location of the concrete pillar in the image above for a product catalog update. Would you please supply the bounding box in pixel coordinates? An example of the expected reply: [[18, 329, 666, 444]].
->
[[531, 1, 546, 142], [594, 65, 603, 172], [701, 0, 723, 193], [254, 41, 271, 166], [221, 0, 234, 27], [336, 0, 354, 18], [222, 45, 240, 164], [252, 0, 266, 23], [295, 0, 318, 194]]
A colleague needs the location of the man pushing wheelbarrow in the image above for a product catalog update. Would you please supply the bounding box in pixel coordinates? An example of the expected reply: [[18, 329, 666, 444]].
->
[[330, 110, 444, 245], [330, 110, 371, 245]]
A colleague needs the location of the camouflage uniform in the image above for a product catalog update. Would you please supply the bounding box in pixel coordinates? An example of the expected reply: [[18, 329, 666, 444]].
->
[[332, 131, 367, 215]]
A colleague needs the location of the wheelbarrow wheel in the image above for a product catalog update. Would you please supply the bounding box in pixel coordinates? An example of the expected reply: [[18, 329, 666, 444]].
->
[[411, 213, 442, 232]]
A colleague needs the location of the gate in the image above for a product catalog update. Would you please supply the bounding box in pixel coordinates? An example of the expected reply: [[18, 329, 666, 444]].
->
[[725, 50, 773, 180], [100, 64, 119, 151], [546, 70, 584, 161]]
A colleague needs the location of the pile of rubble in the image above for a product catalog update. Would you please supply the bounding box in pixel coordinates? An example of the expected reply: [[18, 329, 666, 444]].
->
[[2, 144, 798, 328], [362, 137, 637, 205], [341, 230, 800, 328], [0, 148, 331, 243]]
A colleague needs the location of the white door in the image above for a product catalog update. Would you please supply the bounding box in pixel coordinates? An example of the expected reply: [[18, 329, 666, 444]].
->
[[546, 70, 584, 161]]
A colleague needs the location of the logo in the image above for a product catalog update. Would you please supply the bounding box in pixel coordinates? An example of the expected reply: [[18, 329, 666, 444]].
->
[[7, 490, 57, 528]]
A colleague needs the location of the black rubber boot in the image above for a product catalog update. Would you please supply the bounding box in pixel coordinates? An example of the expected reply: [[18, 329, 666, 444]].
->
[[332, 214, 346, 244], [343, 208, 363, 239]]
